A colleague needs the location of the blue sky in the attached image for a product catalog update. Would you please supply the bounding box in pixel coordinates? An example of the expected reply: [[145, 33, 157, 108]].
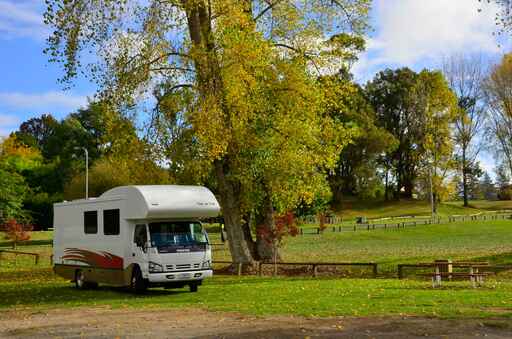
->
[[0, 0, 509, 174]]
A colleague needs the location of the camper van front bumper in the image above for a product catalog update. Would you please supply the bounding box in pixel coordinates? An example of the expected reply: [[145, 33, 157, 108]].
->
[[148, 269, 213, 283]]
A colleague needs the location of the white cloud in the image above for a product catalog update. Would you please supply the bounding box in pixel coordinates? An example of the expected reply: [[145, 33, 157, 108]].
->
[[0, 113, 20, 137], [0, 0, 49, 40], [0, 113, 19, 126], [353, 0, 506, 80], [0, 91, 89, 110]]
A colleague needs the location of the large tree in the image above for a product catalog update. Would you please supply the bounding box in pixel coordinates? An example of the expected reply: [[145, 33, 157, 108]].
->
[[443, 54, 487, 207], [366, 68, 457, 203], [413, 70, 458, 213], [321, 69, 397, 203], [366, 68, 423, 199], [484, 53, 512, 178], [44, 0, 370, 265], [0, 136, 40, 223]]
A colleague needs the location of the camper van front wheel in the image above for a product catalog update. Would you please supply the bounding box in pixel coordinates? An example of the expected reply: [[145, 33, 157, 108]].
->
[[131, 266, 147, 293], [189, 283, 199, 292]]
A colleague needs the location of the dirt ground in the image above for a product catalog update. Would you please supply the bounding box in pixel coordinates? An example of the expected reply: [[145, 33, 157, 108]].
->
[[1, 307, 511, 339]]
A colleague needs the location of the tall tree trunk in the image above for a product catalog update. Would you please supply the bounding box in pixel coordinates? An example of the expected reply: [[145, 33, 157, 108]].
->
[[384, 168, 390, 201], [183, 2, 257, 266], [462, 147, 469, 207], [404, 179, 414, 199], [214, 160, 256, 265]]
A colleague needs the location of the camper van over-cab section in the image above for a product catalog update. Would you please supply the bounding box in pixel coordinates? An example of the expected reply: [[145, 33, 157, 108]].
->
[[53, 185, 220, 293]]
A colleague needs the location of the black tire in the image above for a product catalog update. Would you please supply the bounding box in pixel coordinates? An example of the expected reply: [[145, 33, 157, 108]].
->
[[88, 281, 99, 289], [75, 270, 97, 289], [131, 266, 147, 293], [75, 270, 86, 289], [189, 283, 198, 292]]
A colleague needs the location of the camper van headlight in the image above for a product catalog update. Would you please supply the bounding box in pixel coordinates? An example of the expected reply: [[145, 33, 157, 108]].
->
[[202, 260, 211, 269], [148, 261, 163, 273]]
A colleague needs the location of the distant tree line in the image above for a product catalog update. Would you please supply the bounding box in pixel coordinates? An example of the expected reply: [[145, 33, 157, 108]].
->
[[0, 103, 170, 230]]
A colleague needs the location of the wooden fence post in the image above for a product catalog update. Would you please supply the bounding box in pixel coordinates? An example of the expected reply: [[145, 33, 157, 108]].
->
[[373, 264, 378, 277]]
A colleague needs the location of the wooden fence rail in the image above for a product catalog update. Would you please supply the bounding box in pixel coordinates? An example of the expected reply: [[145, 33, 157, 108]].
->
[[212, 260, 378, 277], [296, 212, 512, 236], [0, 250, 40, 265]]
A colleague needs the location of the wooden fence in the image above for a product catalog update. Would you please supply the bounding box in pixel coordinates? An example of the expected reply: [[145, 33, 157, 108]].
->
[[0, 249, 40, 265], [296, 212, 512, 235], [212, 260, 378, 277]]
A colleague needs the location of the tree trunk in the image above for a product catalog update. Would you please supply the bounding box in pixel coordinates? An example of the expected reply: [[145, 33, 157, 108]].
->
[[403, 175, 414, 199], [384, 169, 389, 201], [462, 148, 469, 207], [255, 191, 280, 262], [214, 160, 256, 265]]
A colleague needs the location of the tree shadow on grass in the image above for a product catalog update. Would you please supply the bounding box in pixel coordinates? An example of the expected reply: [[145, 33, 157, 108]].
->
[[0, 282, 193, 310]]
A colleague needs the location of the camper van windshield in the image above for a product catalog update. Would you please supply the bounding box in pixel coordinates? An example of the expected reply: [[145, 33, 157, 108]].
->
[[148, 222, 208, 253]]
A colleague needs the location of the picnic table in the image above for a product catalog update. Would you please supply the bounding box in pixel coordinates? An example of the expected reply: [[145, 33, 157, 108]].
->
[[415, 261, 493, 288]]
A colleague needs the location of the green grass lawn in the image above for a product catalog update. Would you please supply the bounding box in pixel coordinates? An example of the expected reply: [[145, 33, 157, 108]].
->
[[1, 219, 512, 318], [282, 220, 512, 273], [1, 268, 511, 318]]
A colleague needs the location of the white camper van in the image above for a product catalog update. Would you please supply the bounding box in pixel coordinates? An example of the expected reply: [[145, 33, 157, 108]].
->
[[53, 185, 220, 293]]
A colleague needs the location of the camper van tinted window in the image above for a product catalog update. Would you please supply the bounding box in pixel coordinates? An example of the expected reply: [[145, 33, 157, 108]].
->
[[103, 209, 120, 235], [84, 211, 98, 234]]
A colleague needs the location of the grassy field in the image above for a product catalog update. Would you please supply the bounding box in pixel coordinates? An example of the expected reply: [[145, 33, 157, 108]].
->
[[333, 199, 512, 221], [1, 267, 512, 318], [1, 215, 512, 318]]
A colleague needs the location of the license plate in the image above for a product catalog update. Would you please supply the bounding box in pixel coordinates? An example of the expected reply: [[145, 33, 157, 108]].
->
[[178, 273, 192, 279]]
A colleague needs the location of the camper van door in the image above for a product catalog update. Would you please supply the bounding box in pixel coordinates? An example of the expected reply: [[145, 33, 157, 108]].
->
[[133, 224, 149, 272]]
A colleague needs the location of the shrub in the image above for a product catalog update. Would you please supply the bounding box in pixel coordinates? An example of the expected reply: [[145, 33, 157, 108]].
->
[[3, 219, 32, 249]]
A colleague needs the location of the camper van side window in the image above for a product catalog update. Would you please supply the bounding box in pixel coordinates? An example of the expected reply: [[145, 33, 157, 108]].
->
[[84, 211, 98, 234], [103, 209, 120, 235], [134, 224, 147, 248]]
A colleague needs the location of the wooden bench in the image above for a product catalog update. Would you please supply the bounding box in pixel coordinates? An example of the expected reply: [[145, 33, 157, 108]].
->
[[418, 272, 494, 288], [398, 261, 490, 279]]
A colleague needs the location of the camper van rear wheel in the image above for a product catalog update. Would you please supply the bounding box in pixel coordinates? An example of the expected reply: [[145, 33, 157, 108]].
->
[[75, 270, 85, 289], [189, 283, 198, 292], [131, 266, 147, 293]]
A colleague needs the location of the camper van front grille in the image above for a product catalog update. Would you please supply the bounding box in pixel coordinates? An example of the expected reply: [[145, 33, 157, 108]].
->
[[165, 263, 203, 272], [175, 264, 191, 270]]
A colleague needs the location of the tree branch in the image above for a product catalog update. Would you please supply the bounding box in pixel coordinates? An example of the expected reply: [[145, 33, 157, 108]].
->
[[273, 43, 321, 74], [254, 0, 283, 21]]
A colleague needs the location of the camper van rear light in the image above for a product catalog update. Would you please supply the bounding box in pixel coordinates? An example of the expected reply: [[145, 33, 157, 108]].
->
[[148, 261, 163, 273], [201, 260, 211, 268]]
